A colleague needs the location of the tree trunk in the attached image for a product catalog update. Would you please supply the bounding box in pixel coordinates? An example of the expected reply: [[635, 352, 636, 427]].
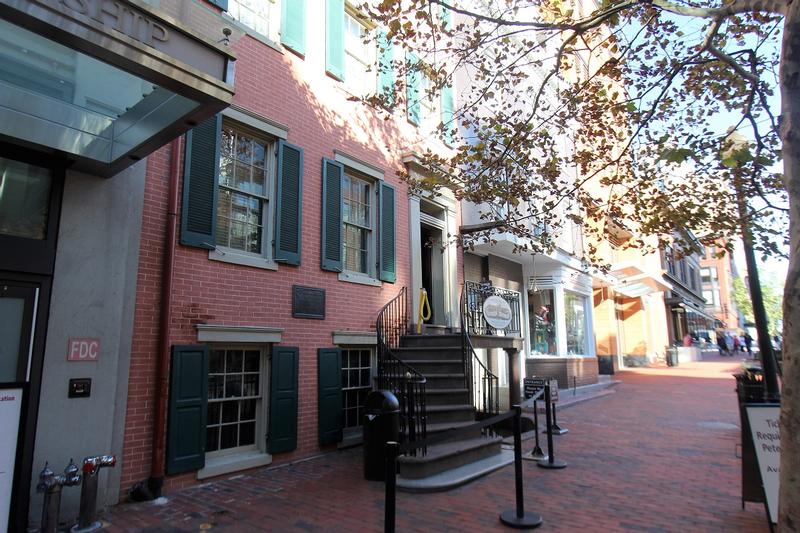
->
[[780, 0, 800, 529]]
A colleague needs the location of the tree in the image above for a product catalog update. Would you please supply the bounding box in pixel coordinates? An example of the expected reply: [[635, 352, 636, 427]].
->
[[733, 274, 784, 335], [363, 0, 797, 527]]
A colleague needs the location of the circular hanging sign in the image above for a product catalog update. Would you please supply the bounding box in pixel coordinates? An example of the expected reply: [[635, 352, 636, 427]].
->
[[483, 295, 512, 330]]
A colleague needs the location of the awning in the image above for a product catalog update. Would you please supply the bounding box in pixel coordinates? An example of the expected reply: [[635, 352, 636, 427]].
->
[[0, 0, 235, 176], [606, 261, 672, 298]]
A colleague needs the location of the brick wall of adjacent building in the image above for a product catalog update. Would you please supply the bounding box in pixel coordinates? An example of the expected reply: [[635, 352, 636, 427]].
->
[[121, 0, 459, 496]]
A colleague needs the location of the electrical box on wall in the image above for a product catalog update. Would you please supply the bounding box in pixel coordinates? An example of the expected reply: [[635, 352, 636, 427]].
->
[[68, 378, 91, 398]]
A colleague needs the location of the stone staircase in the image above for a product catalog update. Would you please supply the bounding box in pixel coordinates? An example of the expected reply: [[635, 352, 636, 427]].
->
[[392, 334, 507, 489]]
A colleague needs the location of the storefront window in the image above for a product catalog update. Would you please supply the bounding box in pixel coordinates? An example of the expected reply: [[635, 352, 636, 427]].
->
[[565, 291, 588, 355], [0, 157, 51, 240], [529, 289, 556, 355]]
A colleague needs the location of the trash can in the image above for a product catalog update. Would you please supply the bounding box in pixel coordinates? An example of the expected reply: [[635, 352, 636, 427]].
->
[[363, 390, 400, 481], [666, 347, 678, 367]]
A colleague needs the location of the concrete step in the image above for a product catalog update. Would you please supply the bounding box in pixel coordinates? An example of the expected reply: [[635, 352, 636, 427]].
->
[[397, 435, 503, 480], [397, 447, 513, 493], [424, 373, 467, 389], [392, 346, 463, 361], [425, 404, 475, 425], [426, 388, 471, 405], [401, 359, 465, 374], [401, 334, 463, 348]]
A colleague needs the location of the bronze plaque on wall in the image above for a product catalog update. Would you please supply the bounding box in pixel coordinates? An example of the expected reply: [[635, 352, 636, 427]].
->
[[292, 285, 325, 319]]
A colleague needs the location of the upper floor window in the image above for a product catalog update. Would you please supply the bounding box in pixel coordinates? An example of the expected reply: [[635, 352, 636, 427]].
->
[[701, 266, 717, 284], [217, 125, 275, 256], [344, 10, 376, 95], [227, 0, 280, 42], [0, 157, 51, 240], [342, 173, 374, 275]]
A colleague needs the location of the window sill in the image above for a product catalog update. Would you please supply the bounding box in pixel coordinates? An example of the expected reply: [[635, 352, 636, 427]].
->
[[197, 450, 272, 480], [209, 249, 278, 271], [338, 271, 381, 287]]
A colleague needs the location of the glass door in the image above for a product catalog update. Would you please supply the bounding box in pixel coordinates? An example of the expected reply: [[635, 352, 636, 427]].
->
[[0, 282, 37, 384]]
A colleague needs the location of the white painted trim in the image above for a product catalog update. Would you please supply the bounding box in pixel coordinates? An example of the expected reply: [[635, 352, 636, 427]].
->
[[224, 106, 289, 140], [197, 450, 272, 480], [338, 271, 381, 287], [332, 331, 377, 345], [209, 248, 279, 270], [196, 324, 283, 343], [334, 151, 385, 181]]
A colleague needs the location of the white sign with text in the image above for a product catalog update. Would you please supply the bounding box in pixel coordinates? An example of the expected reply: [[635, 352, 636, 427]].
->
[[746, 405, 781, 524], [0, 388, 23, 533]]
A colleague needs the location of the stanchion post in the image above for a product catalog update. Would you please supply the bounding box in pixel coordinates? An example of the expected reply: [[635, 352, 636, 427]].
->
[[551, 403, 568, 435], [523, 397, 547, 462], [385, 441, 398, 533], [538, 385, 567, 469], [500, 406, 543, 529]]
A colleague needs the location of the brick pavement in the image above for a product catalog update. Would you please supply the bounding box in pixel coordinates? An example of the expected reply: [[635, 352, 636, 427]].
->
[[101, 355, 768, 532]]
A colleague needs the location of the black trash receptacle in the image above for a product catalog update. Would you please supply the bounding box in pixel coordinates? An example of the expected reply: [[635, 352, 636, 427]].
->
[[363, 390, 400, 481], [666, 347, 678, 367]]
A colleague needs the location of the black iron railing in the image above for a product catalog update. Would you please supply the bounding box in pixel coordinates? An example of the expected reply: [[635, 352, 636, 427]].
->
[[460, 289, 500, 418], [463, 281, 522, 336], [376, 286, 427, 455]]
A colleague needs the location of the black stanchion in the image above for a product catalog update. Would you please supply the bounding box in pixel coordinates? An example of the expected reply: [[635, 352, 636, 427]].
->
[[550, 403, 568, 435], [500, 406, 543, 529], [384, 441, 398, 533], [523, 397, 547, 462], [538, 385, 567, 469]]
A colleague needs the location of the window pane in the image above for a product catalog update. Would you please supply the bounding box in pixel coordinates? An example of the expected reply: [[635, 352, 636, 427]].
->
[[210, 350, 225, 373], [239, 421, 255, 446], [206, 426, 219, 452], [220, 424, 238, 449], [564, 291, 587, 355], [529, 289, 557, 355], [240, 398, 257, 421], [0, 157, 52, 240], [222, 400, 239, 423], [244, 351, 260, 372], [243, 373, 259, 397], [208, 402, 221, 425], [225, 375, 243, 398], [226, 350, 243, 372], [209, 375, 224, 400]]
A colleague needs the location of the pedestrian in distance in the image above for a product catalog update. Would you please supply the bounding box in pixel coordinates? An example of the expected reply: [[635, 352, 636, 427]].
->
[[717, 334, 728, 356], [725, 333, 734, 354], [733, 334, 741, 352], [744, 332, 753, 353], [683, 333, 693, 347]]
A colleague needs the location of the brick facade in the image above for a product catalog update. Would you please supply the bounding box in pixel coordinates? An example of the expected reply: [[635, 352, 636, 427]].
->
[[121, 1, 459, 496]]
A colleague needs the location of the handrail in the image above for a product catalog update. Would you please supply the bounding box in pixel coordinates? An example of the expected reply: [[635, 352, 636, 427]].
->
[[460, 289, 500, 417], [376, 286, 427, 455]]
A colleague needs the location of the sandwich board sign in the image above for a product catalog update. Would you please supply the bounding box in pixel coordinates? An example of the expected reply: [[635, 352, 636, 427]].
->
[[745, 404, 780, 525]]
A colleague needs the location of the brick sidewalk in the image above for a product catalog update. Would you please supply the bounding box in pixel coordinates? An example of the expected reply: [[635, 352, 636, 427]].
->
[[101, 357, 768, 532]]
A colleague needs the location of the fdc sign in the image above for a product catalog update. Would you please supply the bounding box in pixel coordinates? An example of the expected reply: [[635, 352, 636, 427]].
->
[[67, 338, 101, 361]]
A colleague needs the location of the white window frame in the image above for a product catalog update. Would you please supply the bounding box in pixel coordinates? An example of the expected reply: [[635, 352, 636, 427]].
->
[[340, 346, 377, 431], [334, 151, 384, 287], [209, 108, 289, 271], [199, 345, 272, 480], [225, 0, 281, 45], [343, 7, 376, 96]]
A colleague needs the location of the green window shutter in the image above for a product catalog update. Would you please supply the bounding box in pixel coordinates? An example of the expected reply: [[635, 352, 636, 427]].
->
[[180, 114, 221, 249], [281, 0, 306, 56], [377, 30, 394, 104], [379, 182, 396, 283], [268, 346, 299, 454], [406, 52, 421, 125], [208, 0, 228, 10], [318, 348, 343, 445], [441, 84, 455, 146], [166, 345, 209, 475], [321, 158, 344, 272], [440, 2, 452, 31], [275, 141, 303, 265], [325, 0, 345, 81]]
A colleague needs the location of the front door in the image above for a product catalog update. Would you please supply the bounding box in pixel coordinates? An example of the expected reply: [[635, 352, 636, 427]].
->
[[420, 222, 445, 326], [0, 281, 38, 533]]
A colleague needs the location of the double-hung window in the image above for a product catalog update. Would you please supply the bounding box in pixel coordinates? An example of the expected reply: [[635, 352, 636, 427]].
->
[[340, 347, 374, 429], [343, 11, 376, 96], [180, 112, 303, 267], [342, 173, 373, 274], [227, 0, 280, 42], [320, 154, 396, 284], [217, 125, 273, 255]]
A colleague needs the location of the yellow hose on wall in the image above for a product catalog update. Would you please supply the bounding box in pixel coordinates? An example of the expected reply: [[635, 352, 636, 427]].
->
[[417, 288, 432, 334]]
